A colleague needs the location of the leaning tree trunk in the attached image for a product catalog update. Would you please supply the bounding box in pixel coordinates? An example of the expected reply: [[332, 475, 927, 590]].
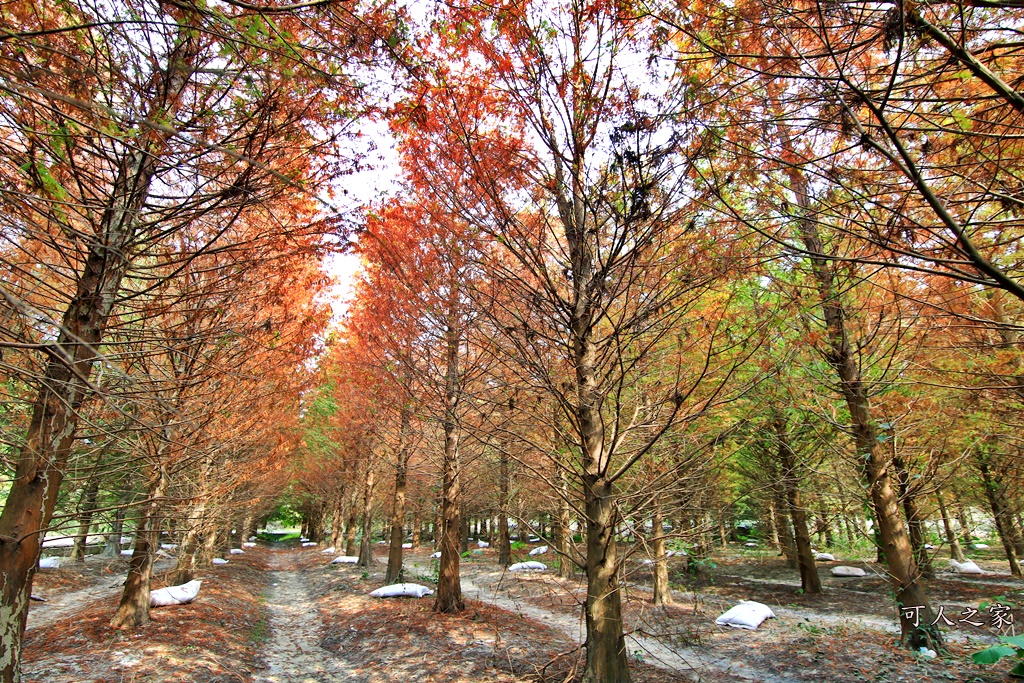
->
[[783, 131, 941, 650], [111, 464, 168, 630], [651, 504, 672, 606], [977, 451, 1023, 578], [0, 34, 199, 680], [69, 475, 101, 563], [385, 397, 412, 584], [775, 415, 821, 594]]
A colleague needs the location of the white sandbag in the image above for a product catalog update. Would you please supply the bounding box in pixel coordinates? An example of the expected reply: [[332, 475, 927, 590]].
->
[[744, 542, 757, 547], [430, 551, 442, 558], [642, 559, 655, 565], [242, 542, 257, 548], [248, 536, 257, 542], [528, 536, 541, 542], [973, 543, 989, 550], [814, 552, 835, 561], [120, 549, 134, 557], [150, 580, 202, 607], [529, 545, 549, 556], [924, 544, 935, 550], [212, 558, 229, 565], [331, 556, 359, 564], [369, 583, 434, 598], [715, 601, 776, 630], [402, 543, 413, 549], [477, 540, 489, 548], [831, 566, 866, 577], [39, 557, 61, 569], [666, 549, 687, 557], [951, 559, 984, 574], [300, 537, 310, 542], [160, 543, 177, 550], [301, 541, 317, 547], [229, 548, 244, 555], [321, 546, 336, 554], [509, 561, 547, 572]]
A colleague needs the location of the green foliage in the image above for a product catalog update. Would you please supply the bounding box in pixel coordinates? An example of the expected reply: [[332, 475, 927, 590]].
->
[[973, 635, 1024, 676]]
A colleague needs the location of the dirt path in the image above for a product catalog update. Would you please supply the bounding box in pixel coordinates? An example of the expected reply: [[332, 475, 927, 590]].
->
[[462, 572, 799, 683], [26, 575, 121, 631], [256, 551, 356, 683]]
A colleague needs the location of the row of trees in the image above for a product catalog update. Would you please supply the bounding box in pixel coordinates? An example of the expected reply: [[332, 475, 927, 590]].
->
[[291, 1, 1024, 683]]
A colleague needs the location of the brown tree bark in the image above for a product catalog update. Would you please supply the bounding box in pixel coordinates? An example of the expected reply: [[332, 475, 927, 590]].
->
[[0, 29, 199, 679], [775, 415, 821, 594], [892, 453, 935, 579], [358, 463, 376, 568], [69, 475, 101, 563], [111, 465, 169, 629], [783, 129, 941, 649], [774, 491, 798, 569], [386, 384, 413, 584], [936, 491, 966, 562], [498, 442, 512, 568], [434, 303, 464, 613], [977, 450, 1023, 577], [651, 505, 672, 606]]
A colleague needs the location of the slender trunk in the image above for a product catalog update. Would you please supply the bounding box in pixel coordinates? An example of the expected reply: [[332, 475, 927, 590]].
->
[[498, 443, 511, 567], [345, 477, 360, 557], [977, 451, 1023, 577], [556, 466, 572, 578], [358, 463, 376, 568], [69, 475, 101, 563], [412, 509, 421, 548], [386, 397, 412, 584], [958, 505, 973, 546], [892, 453, 934, 579], [766, 498, 780, 549], [775, 416, 820, 594], [783, 129, 939, 648], [239, 515, 253, 545], [775, 490, 798, 568], [935, 492, 964, 562], [172, 510, 202, 585], [102, 505, 126, 559], [651, 505, 672, 606]]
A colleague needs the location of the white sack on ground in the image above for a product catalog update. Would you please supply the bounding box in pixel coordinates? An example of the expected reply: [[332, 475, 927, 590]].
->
[[715, 601, 776, 630], [300, 537, 310, 542], [831, 566, 866, 577], [150, 580, 202, 607], [951, 559, 984, 574], [39, 557, 61, 569], [509, 561, 547, 572], [973, 543, 990, 549], [160, 543, 177, 550], [120, 549, 134, 557], [369, 583, 434, 598], [229, 548, 244, 555], [430, 551, 442, 558], [242, 542, 257, 548], [814, 553, 836, 561], [402, 543, 413, 549], [744, 542, 757, 547], [331, 556, 359, 564], [477, 540, 489, 548], [301, 541, 317, 547], [212, 558, 229, 565], [529, 546, 548, 556], [321, 546, 336, 554]]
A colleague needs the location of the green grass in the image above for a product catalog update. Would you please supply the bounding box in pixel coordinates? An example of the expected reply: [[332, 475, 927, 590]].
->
[[257, 531, 300, 542]]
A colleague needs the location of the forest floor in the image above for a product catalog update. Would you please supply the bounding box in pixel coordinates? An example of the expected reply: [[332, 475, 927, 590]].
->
[[19, 542, 1022, 683]]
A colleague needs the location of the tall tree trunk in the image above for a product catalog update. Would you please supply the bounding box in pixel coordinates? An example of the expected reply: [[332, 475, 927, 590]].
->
[[783, 129, 940, 649], [434, 298, 464, 614], [498, 442, 512, 567], [386, 386, 413, 584], [358, 463, 376, 568], [936, 492, 965, 562], [172, 507, 203, 585], [977, 450, 1023, 577], [412, 509, 421, 548], [345, 472, 360, 557], [775, 415, 821, 594], [651, 504, 672, 606], [0, 30, 199, 680], [892, 453, 935, 579], [556, 461, 572, 578], [69, 475, 101, 563], [775, 491, 798, 568], [111, 465, 168, 629]]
